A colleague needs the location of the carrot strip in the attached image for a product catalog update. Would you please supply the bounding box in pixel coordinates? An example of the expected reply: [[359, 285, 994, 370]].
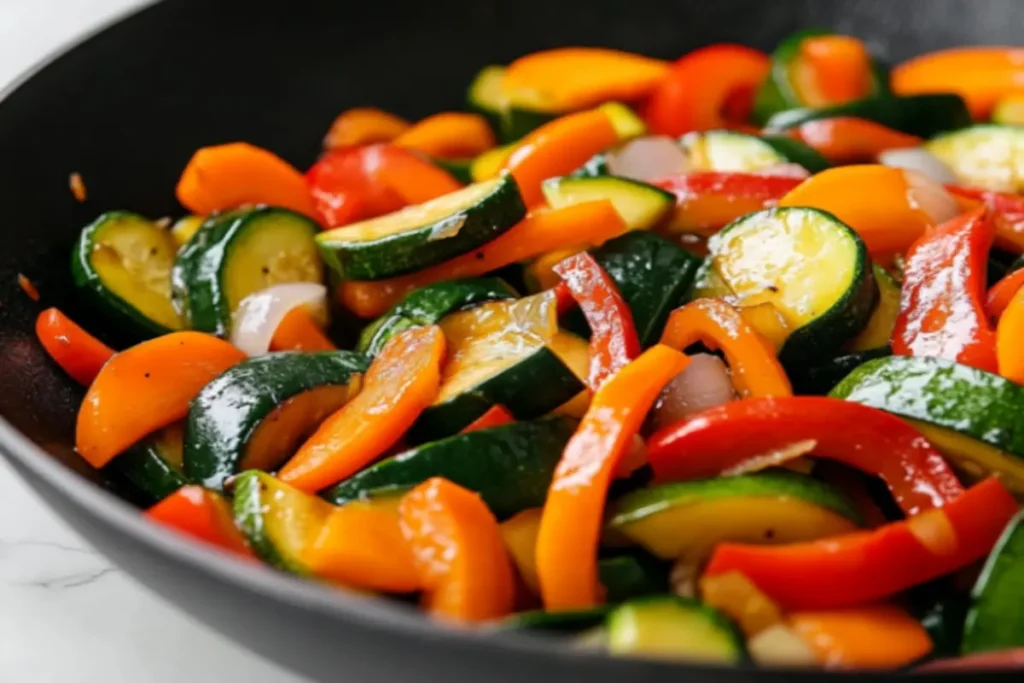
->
[[987, 268, 1024, 320], [323, 107, 411, 150], [35, 308, 115, 385], [279, 326, 445, 492], [146, 486, 255, 560], [788, 605, 933, 669], [460, 405, 514, 433], [394, 112, 496, 159], [76, 332, 246, 468], [269, 307, 336, 352], [997, 284, 1024, 383], [176, 142, 317, 219], [893, 47, 1024, 119], [536, 345, 690, 610], [338, 200, 627, 318], [660, 299, 792, 398], [399, 478, 515, 622]]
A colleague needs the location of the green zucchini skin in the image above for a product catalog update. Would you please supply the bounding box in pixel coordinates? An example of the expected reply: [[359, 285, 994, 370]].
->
[[104, 430, 186, 504], [765, 94, 971, 139], [599, 554, 670, 604], [184, 351, 369, 491], [232, 470, 316, 575], [789, 347, 892, 395], [962, 511, 1024, 654], [321, 416, 576, 519], [564, 231, 702, 347], [759, 135, 831, 173], [432, 157, 474, 184], [606, 596, 747, 664], [356, 277, 517, 357], [71, 211, 181, 338]]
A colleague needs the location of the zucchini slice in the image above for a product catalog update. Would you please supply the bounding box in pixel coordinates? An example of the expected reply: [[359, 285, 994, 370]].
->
[[170, 215, 205, 248], [466, 64, 557, 142], [104, 424, 185, 503], [831, 355, 1024, 494], [845, 265, 900, 353], [925, 124, 1024, 193], [679, 130, 829, 173], [609, 472, 861, 562], [765, 94, 972, 139], [71, 211, 182, 337], [316, 175, 526, 280], [320, 416, 576, 519], [692, 207, 877, 365], [962, 511, 1024, 654], [541, 176, 674, 230], [172, 207, 322, 336], [184, 351, 369, 491], [606, 596, 746, 664], [356, 277, 517, 357], [410, 292, 584, 440]]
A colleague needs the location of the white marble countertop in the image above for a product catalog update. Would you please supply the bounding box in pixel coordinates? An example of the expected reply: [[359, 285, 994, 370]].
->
[[0, 1, 307, 681]]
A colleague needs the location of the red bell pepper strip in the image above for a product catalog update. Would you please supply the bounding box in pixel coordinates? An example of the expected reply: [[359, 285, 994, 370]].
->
[[552, 252, 641, 390], [892, 208, 999, 373], [146, 486, 255, 560], [35, 308, 115, 385], [460, 405, 514, 434], [785, 117, 922, 165], [704, 477, 1019, 611], [947, 185, 1024, 253], [647, 396, 964, 516], [654, 172, 803, 237], [551, 282, 577, 316], [642, 45, 770, 136], [987, 268, 1024, 320]]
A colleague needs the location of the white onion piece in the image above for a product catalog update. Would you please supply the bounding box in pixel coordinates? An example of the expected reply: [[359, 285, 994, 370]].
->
[[720, 439, 819, 477], [903, 168, 961, 225], [880, 147, 959, 185], [751, 163, 811, 179], [747, 625, 819, 668], [230, 283, 328, 356], [605, 135, 691, 182], [651, 354, 735, 431]]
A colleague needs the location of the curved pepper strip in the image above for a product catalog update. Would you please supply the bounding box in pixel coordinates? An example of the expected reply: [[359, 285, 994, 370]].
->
[[893, 208, 999, 373], [647, 396, 964, 516], [35, 308, 115, 386], [986, 268, 1024, 320], [655, 172, 803, 237], [704, 477, 1019, 611], [947, 185, 1024, 254], [787, 117, 922, 165], [552, 252, 641, 390], [659, 299, 792, 398], [536, 345, 690, 610]]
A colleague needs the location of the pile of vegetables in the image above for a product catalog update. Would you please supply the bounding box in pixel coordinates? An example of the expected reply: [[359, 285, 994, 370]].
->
[[31, 34, 1024, 670]]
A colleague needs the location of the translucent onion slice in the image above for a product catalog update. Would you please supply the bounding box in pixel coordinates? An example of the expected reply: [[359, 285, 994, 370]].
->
[[605, 135, 691, 182], [230, 282, 328, 356], [903, 168, 961, 225], [650, 354, 736, 431], [880, 147, 959, 185]]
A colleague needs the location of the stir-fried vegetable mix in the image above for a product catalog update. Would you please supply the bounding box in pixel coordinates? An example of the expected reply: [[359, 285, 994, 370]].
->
[[31, 34, 1024, 671]]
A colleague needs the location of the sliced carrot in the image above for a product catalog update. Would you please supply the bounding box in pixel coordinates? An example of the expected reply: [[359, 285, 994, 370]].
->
[[279, 326, 445, 492], [323, 107, 411, 150], [502, 47, 669, 112], [502, 108, 620, 206], [997, 284, 1024, 383], [794, 36, 873, 106], [304, 498, 420, 593], [176, 142, 317, 219], [893, 47, 1024, 119], [368, 144, 464, 205], [338, 200, 627, 318], [399, 477, 515, 622], [35, 308, 115, 385], [460, 405, 514, 433], [76, 332, 245, 468], [536, 345, 690, 610], [789, 117, 922, 165], [789, 605, 933, 669], [987, 268, 1024, 320], [660, 299, 792, 398], [394, 112, 496, 159], [146, 486, 255, 560], [269, 307, 336, 352]]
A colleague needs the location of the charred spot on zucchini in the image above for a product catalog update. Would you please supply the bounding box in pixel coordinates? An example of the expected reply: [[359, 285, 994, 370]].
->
[[172, 207, 322, 336], [320, 416, 576, 519], [316, 174, 525, 281], [541, 176, 674, 231], [925, 124, 1024, 193], [71, 211, 182, 337], [765, 94, 971, 139], [104, 423, 186, 503], [184, 351, 369, 491], [962, 511, 1024, 654], [692, 207, 877, 365], [606, 596, 746, 664], [680, 130, 828, 174]]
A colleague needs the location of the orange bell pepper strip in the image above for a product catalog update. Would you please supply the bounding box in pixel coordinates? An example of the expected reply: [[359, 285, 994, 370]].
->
[[76, 332, 245, 468], [787, 117, 922, 165], [893, 47, 1024, 119], [269, 307, 336, 352], [35, 308, 114, 385], [502, 47, 669, 112], [655, 172, 803, 237], [399, 477, 515, 622], [176, 142, 317, 219], [987, 268, 1024, 320], [536, 345, 690, 610], [304, 499, 420, 593], [893, 208, 999, 373], [788, 605, 934, 669], [792, 36, 873, 107], [338, 200, 627, 318], [643, 44, 770, 136], [777, 165, 951, 257], [460, 405, 514, 433], [947, 185, 1024, 253], [146, 486, 255, 560], [659, 299, 792, 398], [394, 112, 496, 159], [323, 107, 411, 150], [279, 326, 445, 492], [996, 285, 1024, 383], [502, 108, 620, 206], [704, 477, 1019, 611]]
